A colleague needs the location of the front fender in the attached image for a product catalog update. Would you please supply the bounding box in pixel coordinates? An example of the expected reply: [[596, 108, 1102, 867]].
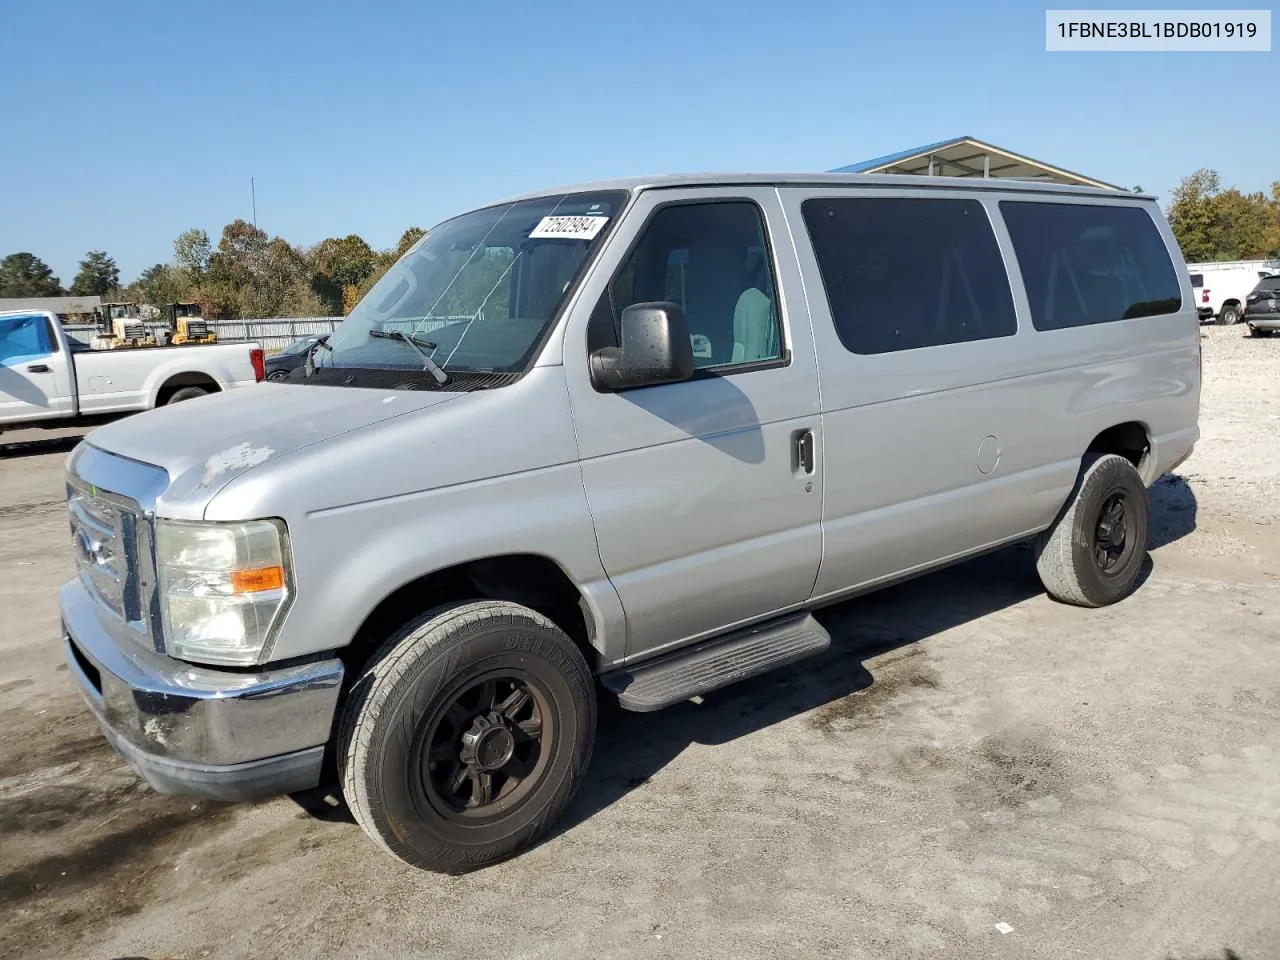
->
[[267, 461, 626, 665], [199, 366, 629, 667]]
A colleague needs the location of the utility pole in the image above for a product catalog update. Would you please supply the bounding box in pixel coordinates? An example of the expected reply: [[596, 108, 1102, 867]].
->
[[251, 178, 258, 229]]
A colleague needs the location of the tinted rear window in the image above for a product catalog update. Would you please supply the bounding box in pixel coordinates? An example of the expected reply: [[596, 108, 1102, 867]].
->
[[1000, 202, 1182, 331], [1190, 273, 1203, 286], [800, 197, 1017, 354]]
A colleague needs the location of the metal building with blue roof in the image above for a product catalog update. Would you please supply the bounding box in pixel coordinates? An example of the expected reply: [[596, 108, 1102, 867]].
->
[[830, 136, 1123, 191]]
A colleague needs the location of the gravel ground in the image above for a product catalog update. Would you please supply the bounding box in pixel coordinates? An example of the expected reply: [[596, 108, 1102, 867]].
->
[[1, 326, 1277, 960]]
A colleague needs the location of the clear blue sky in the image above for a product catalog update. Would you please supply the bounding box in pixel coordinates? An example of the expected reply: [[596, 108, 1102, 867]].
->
[[1, 0, 1273, 285]]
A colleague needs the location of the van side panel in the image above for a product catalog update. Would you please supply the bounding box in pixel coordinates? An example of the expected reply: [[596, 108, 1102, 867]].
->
[[997, 195, 1201, 487], [779, 187, 1200, 605]]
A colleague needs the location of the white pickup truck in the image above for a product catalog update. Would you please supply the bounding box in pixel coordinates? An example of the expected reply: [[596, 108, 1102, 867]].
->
[[0, 309, 265, 431], [1187, 261, 1280, 325]]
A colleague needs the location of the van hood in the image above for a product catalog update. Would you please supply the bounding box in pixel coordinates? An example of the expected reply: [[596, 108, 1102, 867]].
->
[[84, 382, 465, 508]]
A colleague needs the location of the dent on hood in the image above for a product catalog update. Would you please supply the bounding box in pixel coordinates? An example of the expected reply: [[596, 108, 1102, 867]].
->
[[200, 442, 274, 487]]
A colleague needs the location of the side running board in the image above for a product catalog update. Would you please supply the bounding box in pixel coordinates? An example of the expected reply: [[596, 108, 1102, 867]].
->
[[600, 612, 831, 712]]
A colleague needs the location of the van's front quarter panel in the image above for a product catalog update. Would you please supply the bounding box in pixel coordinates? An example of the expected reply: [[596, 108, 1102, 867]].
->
[[202, 366, 624, 665]]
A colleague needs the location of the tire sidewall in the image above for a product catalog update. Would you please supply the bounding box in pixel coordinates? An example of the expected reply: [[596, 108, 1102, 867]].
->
[[1069, 456, 1148, 605], [1219, 305, 1240, 325], [353, 610, 595, 871], [167, 386, 209, 404]]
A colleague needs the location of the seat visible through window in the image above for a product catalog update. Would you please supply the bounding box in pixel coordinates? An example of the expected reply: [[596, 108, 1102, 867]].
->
[[604, 201, 784, 370], [733, 248, 779, 363]]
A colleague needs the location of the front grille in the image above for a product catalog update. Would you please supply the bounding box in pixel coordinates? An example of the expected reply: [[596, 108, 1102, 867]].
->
[[65, 445, 169, 652], [65, 474, 162, 653], [67, 476, 139, 621]]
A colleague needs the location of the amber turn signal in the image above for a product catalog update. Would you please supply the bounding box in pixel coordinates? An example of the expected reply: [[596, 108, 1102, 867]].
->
[[229, 565, 285, 593]]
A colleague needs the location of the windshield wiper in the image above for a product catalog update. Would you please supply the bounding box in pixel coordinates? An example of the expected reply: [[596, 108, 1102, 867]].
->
[[368, 329, 450, 386], [303, 336, 333, 378]]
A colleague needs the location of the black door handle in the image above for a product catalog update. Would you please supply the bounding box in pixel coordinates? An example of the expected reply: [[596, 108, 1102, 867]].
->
[[794, 429, 815, 475], [27, 364, 50, 373]]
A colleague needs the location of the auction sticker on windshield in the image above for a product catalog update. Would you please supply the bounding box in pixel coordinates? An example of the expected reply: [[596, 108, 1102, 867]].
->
[[529, 215, 609, 240]]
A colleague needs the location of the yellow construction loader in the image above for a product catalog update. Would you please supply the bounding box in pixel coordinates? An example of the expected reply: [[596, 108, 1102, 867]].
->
[[165, 302, 218, 345], [90, 302, 158, 350]]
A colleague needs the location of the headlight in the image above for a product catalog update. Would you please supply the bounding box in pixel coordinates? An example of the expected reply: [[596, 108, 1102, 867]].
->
[[156, 518, 293, 666]]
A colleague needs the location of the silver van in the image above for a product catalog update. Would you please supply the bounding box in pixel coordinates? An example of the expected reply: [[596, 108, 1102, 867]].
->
[[59, 174, 1201, 872]]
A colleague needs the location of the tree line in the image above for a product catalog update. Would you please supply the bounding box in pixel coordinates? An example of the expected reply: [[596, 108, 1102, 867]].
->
[[2, 168, 1277, 319], [1164, 169, 1280, 264], [0, 221, 425, 320]]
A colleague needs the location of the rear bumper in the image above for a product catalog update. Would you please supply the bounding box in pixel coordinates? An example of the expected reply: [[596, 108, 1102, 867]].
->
[[1246, 315, 1280, 331], [60, 579, 343, 802]]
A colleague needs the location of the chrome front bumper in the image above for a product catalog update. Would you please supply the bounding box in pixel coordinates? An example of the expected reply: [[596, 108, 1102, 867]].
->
[[60, 578, 344, 802]]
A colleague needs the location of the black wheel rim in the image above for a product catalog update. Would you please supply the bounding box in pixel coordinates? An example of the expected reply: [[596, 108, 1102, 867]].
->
[[1093, 492, 1131, 574], [414, 671, 551, 822]]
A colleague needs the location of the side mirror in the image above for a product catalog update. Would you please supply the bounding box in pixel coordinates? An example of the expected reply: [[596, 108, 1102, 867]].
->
[[589, 301, 695, 391]]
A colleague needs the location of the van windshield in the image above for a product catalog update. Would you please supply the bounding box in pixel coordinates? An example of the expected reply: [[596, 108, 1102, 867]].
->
[[313, 190, 628, 386]]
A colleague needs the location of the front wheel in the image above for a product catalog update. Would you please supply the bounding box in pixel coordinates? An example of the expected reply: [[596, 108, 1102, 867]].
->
[[1034, 453, 1149, 608], [1217, 304, 1241, 325], [338, 600, 596, 873]]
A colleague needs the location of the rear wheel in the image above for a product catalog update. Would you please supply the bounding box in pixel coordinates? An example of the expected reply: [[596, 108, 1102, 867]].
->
[[1217, 304, 1241, 325], [339, 600, 596, 873], [1034, 453, 1149, 608], [165, 386, 209, 404], [1248, 324, 1272, 338]]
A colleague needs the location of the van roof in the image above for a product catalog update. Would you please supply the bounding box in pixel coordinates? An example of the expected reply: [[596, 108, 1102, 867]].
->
[[493, 172, 1153, 206]]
